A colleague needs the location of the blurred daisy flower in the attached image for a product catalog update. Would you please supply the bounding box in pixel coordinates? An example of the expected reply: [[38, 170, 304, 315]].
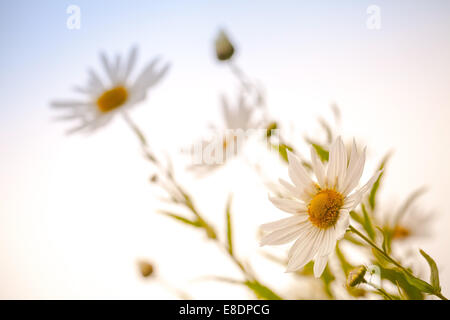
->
[[260, 137, 381, 277], [221, 94, 259, 131], [389, 206, 434, 241], [187, 94, 263, 175], [51, 47, 169, 133]]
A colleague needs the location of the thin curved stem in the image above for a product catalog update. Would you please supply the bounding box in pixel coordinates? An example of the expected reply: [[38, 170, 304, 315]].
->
[[121, 110, 256, 282]]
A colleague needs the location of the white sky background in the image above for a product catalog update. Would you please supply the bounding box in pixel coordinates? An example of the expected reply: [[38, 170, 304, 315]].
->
[[1, 0, 450, 298]]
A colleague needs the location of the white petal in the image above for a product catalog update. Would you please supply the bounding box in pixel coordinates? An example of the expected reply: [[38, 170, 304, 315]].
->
[[111, 54, 121, 83], [335, 210, 350, 239], [100, 52, 116, 85], [279, 178, 311, 203], [132, 58, 170, 92], [342, 192, 362, 211], [51, 100, 90, 108], [287, 151, 315, 194], [313, 256, 328, 278], [358, 170, 382, 195], [260, 221, 309, 246], [342, 144, 366, 195], [269, 196, 307, 214], [310, 146, 325, 187], [326, 138, 340, 188], [260, 215, 308, 232], [278, 178, 298, 197], [286, 227, 324, 272], [287, 223, 314, 259], [122, 46, 138, 83], [87, 69, 105, 92], [336, 137, 348, 190], [317, 228, 336, 257]]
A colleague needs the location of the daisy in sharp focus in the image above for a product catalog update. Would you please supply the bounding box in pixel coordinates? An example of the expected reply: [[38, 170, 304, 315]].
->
[[260, 137, 381, 277], [51, 47, 169, 133]]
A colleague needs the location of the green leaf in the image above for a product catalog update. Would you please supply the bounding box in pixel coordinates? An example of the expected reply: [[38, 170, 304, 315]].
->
[[378, 266, 424, 300], [349, 210, 364, 226], [225, 195, 233, 256], [158, 211, 202, 228], [403, 271, 435, 294], [244, 280, 282, 300], [372, 248, 393, 268], [311, 143, 329, 162], [275, 144, 293, 163], [368, 152, 391, 210], [419, 249, 441, 293], [321, 265, 336, 299], [361, 203, 376, 240], [376, 227, 392, 255]]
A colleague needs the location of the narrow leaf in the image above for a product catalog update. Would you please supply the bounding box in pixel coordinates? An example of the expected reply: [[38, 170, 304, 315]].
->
[[419, 249, 441, 292], [403, 271, 435, 294], [225, 195, 233, 256], [276, 144, 294, 163], [244, 280, 282, 300], [311, 143, 329, 162], [368, 152, 391, 210], [361, 203, 376, 240], [158, 211, 202, 228], [379, 266, 424, 300], [376, 226, 392, 254]]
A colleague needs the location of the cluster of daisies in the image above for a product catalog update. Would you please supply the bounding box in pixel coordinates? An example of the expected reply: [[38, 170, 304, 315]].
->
[[50, 47, 400, 282]]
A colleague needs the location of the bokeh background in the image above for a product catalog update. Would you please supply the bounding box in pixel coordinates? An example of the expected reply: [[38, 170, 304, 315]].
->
[[1, 0, 450, 299]]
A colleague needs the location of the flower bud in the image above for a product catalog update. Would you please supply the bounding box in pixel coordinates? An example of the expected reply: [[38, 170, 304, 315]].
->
[[138, 260, 154, 278], [215, 30, 235, 61], [347, 265, 367, 287]]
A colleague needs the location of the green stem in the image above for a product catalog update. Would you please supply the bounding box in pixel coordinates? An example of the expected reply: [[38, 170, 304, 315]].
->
[[349, 225, 448, 300], [122, 111, 258, 286]]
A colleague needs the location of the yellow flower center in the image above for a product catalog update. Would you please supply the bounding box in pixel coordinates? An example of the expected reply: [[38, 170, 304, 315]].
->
[[96, 86, 128, 113], [308, 189, 344, 229], [392, 225, 410, 240]]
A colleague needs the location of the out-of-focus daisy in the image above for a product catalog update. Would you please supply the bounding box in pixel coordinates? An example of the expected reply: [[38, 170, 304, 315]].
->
[[389, 206, 434, 241], [260, 137, 381, 277], [51, 47, 169, 133], [187, 94, 262, 174], [220, 94, 260, 131]]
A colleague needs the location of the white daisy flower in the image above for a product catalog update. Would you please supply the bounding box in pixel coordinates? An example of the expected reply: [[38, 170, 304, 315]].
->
[[51, 47, 169, 133], [260, 137, 381, 277], [221, 94, 258, 131]]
